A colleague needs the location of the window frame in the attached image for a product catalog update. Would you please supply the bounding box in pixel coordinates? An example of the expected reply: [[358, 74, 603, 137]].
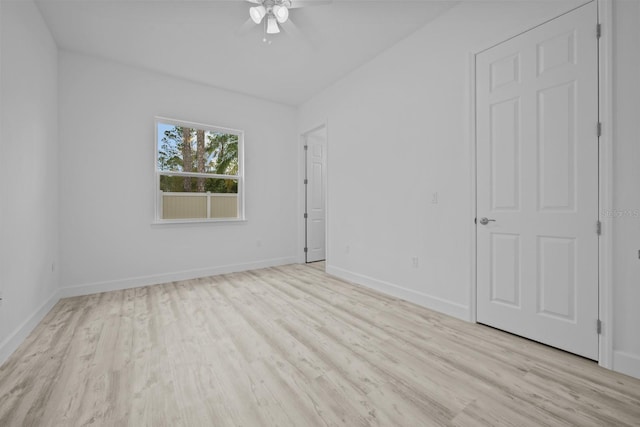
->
[[153, 116, 245, 224]]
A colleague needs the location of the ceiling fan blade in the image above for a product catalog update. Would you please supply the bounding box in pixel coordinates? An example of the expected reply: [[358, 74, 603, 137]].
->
[[288, 0, 332, 9], [236, 17, 258, 37], [280, 19, 317, 50], [245, 0, 262, 4]]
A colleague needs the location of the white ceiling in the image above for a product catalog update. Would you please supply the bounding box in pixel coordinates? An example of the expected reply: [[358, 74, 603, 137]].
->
[[36, 0, 458, 105]]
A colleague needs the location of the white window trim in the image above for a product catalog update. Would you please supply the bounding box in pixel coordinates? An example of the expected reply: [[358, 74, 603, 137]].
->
[[153, 116, 245, 224]]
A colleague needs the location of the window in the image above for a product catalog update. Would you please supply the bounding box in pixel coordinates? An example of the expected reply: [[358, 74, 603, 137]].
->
[[155, 117, 244, 223]]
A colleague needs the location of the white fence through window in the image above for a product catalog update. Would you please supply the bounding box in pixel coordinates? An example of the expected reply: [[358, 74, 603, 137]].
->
[[160, 192, 238, 219]]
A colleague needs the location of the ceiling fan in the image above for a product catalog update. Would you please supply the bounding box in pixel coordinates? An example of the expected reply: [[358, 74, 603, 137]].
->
[[243, 0, 330, 39]]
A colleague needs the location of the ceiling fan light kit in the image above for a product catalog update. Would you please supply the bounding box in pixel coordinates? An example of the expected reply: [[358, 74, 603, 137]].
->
[[266, 16, 280, 34], [249, 5, 267, 24], [273, 5, 289, 23], [248, 0, 292, 35]]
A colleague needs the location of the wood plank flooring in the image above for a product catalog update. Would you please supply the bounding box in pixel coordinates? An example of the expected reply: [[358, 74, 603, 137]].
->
[[1, 263, 639, 426]]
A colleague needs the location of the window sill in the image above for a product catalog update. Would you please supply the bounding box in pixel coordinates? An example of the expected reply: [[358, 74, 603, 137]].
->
[[152, 218, 247, 227]]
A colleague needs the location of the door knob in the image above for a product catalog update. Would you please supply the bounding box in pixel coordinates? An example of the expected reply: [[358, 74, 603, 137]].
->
[[479, 217, 496, 225]]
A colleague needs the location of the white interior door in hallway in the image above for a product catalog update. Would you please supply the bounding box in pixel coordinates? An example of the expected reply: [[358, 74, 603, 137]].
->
[[476, 2, 599, 360], [304, 126, 327, 263]]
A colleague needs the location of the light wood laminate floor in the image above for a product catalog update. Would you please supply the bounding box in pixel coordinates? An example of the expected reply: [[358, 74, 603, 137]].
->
[[1, 263, 639, 426]]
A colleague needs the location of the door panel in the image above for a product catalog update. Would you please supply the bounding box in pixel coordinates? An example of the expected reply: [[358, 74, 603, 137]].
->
[[490, 53, 520, 91], [476, 2, 598, 360], [490, 233, 521, 307], [491, 98, 521, 211], [537, 236, 576, 320], [538, 82, 577, 211]]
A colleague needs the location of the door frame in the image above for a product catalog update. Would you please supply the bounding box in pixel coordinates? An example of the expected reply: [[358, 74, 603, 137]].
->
[[299, 122, 329, 265], [468, 0, 613, 368]]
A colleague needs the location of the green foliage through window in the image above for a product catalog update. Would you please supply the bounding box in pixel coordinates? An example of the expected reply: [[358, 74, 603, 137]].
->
[[156, 121, 240, 194]]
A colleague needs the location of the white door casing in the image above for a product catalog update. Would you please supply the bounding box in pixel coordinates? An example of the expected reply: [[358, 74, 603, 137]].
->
[[476, 3, 599, 360], [304, 127, 327, 263]]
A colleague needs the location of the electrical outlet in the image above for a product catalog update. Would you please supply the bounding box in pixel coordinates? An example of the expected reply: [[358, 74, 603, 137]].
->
[[345, 245, 350, 254], [412, 257, 419, 268], [432, 192, 439, 204], [256, 240, 262, 248]]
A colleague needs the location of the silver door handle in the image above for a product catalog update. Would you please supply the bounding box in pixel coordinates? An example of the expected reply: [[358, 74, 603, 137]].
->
[[479, 217, 496, 225]]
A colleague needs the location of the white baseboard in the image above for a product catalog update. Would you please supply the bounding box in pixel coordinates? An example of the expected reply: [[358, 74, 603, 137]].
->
[[326, 265, 470, 321], [613, 350, 640, 380], [0, 290, 61, 366], [59, 257, 298, 298]]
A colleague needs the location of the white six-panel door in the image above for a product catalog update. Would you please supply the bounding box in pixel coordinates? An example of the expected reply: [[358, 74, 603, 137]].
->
[[476, 2, 599, 359], [305, 127, 326, 263]]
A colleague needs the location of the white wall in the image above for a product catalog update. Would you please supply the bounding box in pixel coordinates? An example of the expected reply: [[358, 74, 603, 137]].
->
[[58, 52, 298, 295], [611, 0, 640, 379], [0, 0, 60, 362]]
